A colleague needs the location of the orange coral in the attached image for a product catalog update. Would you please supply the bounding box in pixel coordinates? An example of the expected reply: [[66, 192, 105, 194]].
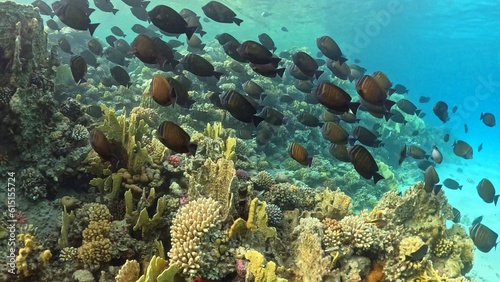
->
[[366, 261, 385, 282]]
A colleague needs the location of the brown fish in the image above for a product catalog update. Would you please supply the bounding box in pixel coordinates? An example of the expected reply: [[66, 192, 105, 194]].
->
[[451, 207, 461, 223], [249, 62, 285, 78], [478, 143, 483, 152], [180, 53, 223, 80], [433, 101, 450, 123], [443, 178, 462, 190], [396, 99, 421, 116], [356, 75, 387, 106], [156, 121, 197, 155], [110, 66, 132, 88], [148, 5, 197, 39], [89, 129, 120, 169], [258, 33, 276, 53], [477, 178, 499, 205], [146, 75, 176, 106], [329, 143, 351, 162], [406, 245, 428, 261], [347, 145, 384, 184], [464, 124, 468, 134], [480, 112, 496, 127], [327, 59, 351, 80], [349, 126, 383, 148], [452, 106, 458, 113], [340, 112, 360, 124], [297, 112, 323, 127], [131, 34, 159, 64], [419, 96, 430, 103], [219, 90, 264, 126], [58, 37, 73, 55], [186, 33, 206, 51], [292, 51, 323, 79], [443, 133, 450, 142], [371, 71, 392, 94], [470, 216, 499, 252], [70, 55, 87, 84], [313, 82, 359, 114], [424, 165, 441, 194], [316, 36, 347, 63], [288, 142, 313, 167], [453, 140, 473, 159], [398, 144, 407, 165], [321, 122, 349, 144], [407, 145, 429, 159], [202, 1, 243, 26], [294, 79, 314, 93], [52, 2, 100, 36], [236, 40, 280, 65], [242, 80, 265, 100]]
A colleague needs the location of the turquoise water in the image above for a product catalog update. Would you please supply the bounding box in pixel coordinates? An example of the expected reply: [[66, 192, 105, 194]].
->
[[7, 0, 500, 280]]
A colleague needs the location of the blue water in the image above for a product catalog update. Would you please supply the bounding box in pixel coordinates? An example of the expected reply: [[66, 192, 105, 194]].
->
[[14, 0, 500, 280]]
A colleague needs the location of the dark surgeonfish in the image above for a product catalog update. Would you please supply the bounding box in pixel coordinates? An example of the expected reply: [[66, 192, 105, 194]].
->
[[340, 112, 360, 124], [148, 5, 197, 40], [236, 40, 280, 65], [452, 140, 473, 159], [424, 165, 441, 194], [288, 142, 312, 167], [131, 34, 160, 64], [347, 145, 384, 184], [52, 1, 99, 36], [396, 99, 421, 116], [398, 144, 406, 165], [432, 101, 450, 123], [157, 121, 197, 155], [451, 207, 461, 223], [58, 37, 73, 54], [390, 109, 407, 124], [316, 35, 347, 64], [255, 106, 287, 126], [104, 47, 129, 67], [371, 71, 392, 94], [87, 38, 103, 56], [258, 33, 277, 52], [122, 0, 149, 8], [452, 106, 458, 113], [327, 60, 351, 80], [419, 96, 430, 103], [478, 143, 483, 152], [166, 77, 196, 109], [329, 144, 350, 162], [110, 66, 132, 88], [180, 53, 223, 80], [292, 51, 323, 79], [131, 6, 150, 22], [80, 50, 99, 68], [464, 124, 468, 134], [202, 1, 243, 26], [111, 26, 126, 37], [46, 19, 61, 31], [216, 33, 239, 45], [443, 133, 450, 142], [297, 112, 323, 128], [89, 129, 120, 169], [393, 84, 409, 94], [94, 0, 118, 15], [32, 0, 55, 17], [416, 160, 433, 171], [85, 105, 103, 118], [476, 178, 499, 205], [480, 112, 496, 127], [349, 126, 383, 148], [469, 216, 498, 253], [405, 245, 428, 262], [70, 55, 87, 84], [219, 90, 264, 126], [443, 178, 462, 190], [407, 145, 429, 159]]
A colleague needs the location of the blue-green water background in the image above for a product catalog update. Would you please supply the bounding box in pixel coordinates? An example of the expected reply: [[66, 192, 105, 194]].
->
[[13, 0, 500, 279]]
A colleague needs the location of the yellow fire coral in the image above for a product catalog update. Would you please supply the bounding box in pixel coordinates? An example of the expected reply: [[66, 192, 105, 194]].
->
[[16, 233, 36, 276], [245, 250, 287, 282]]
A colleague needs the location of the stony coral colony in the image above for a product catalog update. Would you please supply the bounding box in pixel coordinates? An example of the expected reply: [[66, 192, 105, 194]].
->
[[0, 1, 481, 282]]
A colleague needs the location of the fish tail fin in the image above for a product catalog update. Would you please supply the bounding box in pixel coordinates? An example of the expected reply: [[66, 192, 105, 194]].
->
[[188, 143, 198, 156], [317, 122, 324, 128], [200, 43, 206, 51], [88, 23, 100, 37], [272, 47, 277, 53], [314, 70, 324, 80], [480, 112, 484, 120], [415, 109, 422, 116], [388, 88, 396, 96], [373, 173, 384, 184], [384, 111, 394, 121], [233, 18, 243, 26], [459, 185, 463, 190], [494, 195, 499, 206], [185, 26, 197, 40], [112, 9, 118, 15], [170, 59, 180, 69], [339, 56, 347, 64], [307, 157, 313, 167], [78, 78, 87, 85], [141, 1, 150, 8], [252, 115, 265, 127], [213, 71, 223, 81], [260, 94, 268, 101], [433, 184, 442, 195], [379, 142, 385, 148], [405, 90, 409, 93], [348, 137, 356, 146], [275, 68, 285, 78], [270, 57, 281, 65], [199, 30, 207, 37], [349, 102, 360, 116]]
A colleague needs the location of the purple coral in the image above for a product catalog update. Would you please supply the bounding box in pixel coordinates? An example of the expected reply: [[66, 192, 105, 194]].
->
[[235, 259, 247, 278], [236, 169, 249, 180]]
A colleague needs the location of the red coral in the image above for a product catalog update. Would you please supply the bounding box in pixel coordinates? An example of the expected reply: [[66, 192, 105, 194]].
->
[[166, 154, 181, 167], [13, 210, 27, 225]]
